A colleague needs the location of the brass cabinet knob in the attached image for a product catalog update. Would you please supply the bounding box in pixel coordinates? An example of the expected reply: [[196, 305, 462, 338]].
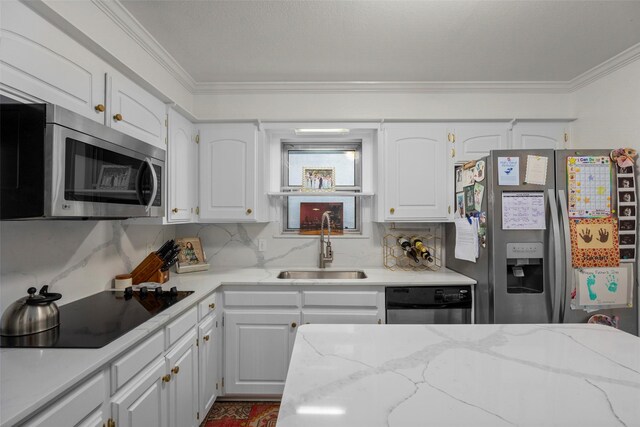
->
[[291, 322, 297, 328], [246, 208, 252, 215], [172, 208, 178, 213], [94, 104, 105, 112], [378, 319, 382, 324], [171, 366, 180, 375], [203, 335, 210, 341], [113, 113, 123, 122], [162, 374, 171, 382], [389, 208, 395, 214], [209, 303, 215, 310]]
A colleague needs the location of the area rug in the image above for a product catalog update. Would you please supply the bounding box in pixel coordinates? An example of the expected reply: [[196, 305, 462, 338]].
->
[[202, 401, 280, 427]]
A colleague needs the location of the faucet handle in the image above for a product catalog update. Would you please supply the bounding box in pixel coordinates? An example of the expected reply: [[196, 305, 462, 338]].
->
[[326, 242, 333, 258]]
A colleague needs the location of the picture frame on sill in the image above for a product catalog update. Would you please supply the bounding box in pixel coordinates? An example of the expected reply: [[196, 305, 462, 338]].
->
[[302, 167, 336, 192], [97, 165, 131, 190], [299, 202, 344, 235], [175, 237, 210, 273]]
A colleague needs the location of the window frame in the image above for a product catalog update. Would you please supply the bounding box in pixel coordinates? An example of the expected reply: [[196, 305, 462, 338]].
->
[[281, 140, 363, 234]]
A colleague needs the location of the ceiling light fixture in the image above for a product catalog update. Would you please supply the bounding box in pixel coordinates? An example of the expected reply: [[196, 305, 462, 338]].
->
[[294, 128, 350, 135]]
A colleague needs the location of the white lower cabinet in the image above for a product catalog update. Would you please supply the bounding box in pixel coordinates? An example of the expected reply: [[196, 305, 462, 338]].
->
[[222, 287, 385, 396], [198, 313, 220, 419], [224, 311, 300, 395], [111, 358, 168, 427], [23, 371, 109, 427], [166, 329, 199, 427]]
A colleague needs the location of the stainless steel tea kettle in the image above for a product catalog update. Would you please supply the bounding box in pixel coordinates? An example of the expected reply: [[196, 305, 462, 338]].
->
[[0, 286, 62, 336]]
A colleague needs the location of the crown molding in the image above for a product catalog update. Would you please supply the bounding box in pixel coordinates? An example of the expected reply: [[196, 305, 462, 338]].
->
[[193, 80, 572, 95], [91, 0, 196, 92], [568, 42, 640, 92]]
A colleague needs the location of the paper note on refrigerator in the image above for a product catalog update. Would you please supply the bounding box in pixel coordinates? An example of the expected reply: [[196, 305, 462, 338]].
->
[[454, 217, 478, 262], [567, 156, 611, 218], [502, 192, 546, 230], [498, 157, 520, 186], [524, 155, 548, 185], [575, 266, 632, 308]]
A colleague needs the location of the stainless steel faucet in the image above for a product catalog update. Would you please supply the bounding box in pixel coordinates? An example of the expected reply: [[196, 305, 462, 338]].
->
[[319, 211, 333, 268]]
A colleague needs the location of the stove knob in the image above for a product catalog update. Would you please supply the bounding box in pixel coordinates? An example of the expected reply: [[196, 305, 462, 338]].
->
[[155, 287, 163, 297], [170, 286, 178, 296], [140, 286, 148, 297], [124, 286, 133, 299]]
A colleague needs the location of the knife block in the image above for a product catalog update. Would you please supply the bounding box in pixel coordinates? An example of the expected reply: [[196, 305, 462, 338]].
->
[[130, 252, 164, 285], [150, 269, 170, 284]]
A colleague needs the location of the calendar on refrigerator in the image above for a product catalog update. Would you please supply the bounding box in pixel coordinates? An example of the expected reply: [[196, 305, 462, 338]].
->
[[567, 156, 612, 218]]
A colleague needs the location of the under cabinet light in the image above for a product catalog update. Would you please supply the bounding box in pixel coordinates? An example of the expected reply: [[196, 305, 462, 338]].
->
[[294, 128, 350, 135]]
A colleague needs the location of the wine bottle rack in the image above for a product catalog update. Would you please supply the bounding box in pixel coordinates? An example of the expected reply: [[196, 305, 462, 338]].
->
[[383, 230, 442, 271]]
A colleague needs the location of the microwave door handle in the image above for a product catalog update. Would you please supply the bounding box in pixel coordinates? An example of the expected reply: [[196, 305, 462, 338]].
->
[[557, 189, 572, 323], [144, 157, 158, 213], [547, 189, 562, 323]]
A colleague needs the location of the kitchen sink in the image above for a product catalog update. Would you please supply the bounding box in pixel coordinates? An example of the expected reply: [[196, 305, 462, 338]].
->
[[277, 270, 368, 279]]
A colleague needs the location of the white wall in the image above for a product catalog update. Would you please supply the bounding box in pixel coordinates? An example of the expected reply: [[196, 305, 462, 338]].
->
[[194, 91, 573, 121], [571, 59, 640, 151], [0, 221, 174, 312]]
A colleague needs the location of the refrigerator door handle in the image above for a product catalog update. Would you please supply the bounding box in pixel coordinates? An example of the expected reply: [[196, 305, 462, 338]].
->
[[548, 189, 563, 323], [557, 189, 572, 323]]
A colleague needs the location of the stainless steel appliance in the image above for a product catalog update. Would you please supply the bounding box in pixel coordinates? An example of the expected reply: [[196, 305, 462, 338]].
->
[[385, 286, 472, 324], [0, 286, 62, 337], [0, 287, 193, 348], [0, 103, 164, 219], [446, 149, 638, 335]]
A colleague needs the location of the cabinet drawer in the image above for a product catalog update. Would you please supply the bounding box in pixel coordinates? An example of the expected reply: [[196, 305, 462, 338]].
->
[[302, 291, 379, 308], [111, 330, 164, 392], [24, 372, 106, 426], [198, 292, 217, 321], [166, 307, 198, 348], [303, 312, 381, 325], [224, 291, 299, 307]]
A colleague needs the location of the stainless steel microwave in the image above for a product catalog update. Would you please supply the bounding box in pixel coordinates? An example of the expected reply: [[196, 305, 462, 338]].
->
[[0, 103, 164, 219]]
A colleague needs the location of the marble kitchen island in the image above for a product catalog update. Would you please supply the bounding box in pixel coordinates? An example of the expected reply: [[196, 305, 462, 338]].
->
[[277, 324, 640, 426]]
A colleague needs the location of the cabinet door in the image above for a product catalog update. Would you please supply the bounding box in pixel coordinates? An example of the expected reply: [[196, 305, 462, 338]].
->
[[23, 372, 108, 427], [512, 123, 569, 150], [383, 124, 449, 220], [452, 124, 510, 162], [108, 73, 166, 149], [167, 109, 197, 223], [166, 329, 198, 427], [198, 124, 257, 222], [224, 311, 300, 395], [198, 314, 219, 418], [111, 358, 168, 427], [0, 1, 106, 122]]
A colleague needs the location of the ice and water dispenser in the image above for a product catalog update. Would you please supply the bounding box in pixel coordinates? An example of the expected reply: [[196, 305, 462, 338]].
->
[[505, 242, 544, 293]]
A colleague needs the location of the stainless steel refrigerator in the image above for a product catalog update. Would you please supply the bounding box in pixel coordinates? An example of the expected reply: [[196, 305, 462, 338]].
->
[[445, 149, 639, 335]]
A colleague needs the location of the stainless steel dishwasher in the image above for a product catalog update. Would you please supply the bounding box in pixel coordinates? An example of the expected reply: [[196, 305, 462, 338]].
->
[[385, 286, 472, 324]]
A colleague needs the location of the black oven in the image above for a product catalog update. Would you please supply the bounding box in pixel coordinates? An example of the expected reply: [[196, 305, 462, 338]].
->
[[1, 103, 164, 219]]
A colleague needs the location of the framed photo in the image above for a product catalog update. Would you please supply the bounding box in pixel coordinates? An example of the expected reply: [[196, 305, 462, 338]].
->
[[302, 167, 335, 192], [299, 202, 343, 235], [620, 206, 636, 218], [176, 237, 206, 267], [619, 190, 636, 204], [98, 165, 131, 190], [618, 177, 635, 190]]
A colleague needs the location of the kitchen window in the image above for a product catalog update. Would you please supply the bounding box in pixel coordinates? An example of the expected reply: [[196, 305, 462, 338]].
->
[[281, 141, 362, 234]]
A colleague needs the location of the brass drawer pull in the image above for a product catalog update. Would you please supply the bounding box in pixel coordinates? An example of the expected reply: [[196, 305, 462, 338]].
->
[[291, 322, 297, 328], [203, 335, 210, 341], [162, 374, 171, 383], [246, 208, 252, 215], [171, 366, 180, 375], [94, 104, 105, 112], [209, 303, 215, 310], [389, 208, 395, 214], [113, 113, 123, 122]]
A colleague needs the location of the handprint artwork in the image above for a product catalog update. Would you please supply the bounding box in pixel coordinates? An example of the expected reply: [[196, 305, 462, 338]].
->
[[605, 274, 618, 293], [579, 228, 593, 243], [596, 228, 609, 243], [577, 268, 629, 308]]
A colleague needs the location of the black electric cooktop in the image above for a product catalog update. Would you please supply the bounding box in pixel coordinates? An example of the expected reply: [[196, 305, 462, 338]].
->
[[0, 287, 194, 349]]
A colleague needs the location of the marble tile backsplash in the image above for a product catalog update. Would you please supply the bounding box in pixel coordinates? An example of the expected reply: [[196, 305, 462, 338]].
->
[[0, 221, 175, 312], [176, 222, 440, 269]]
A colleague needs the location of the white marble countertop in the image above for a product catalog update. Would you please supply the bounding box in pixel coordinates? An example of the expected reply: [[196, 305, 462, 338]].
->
[[278, 324, 640, 427], [0, 267, 473, 426]]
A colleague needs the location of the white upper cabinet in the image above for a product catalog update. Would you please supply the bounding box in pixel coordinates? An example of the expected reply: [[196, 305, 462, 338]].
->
[[0, 1, 106, 122], [381, 123, 450, 221], [450, 123, 510, 162], [199, 123, 265, 222], [108, 73, 167, 149], [512, 122, 569, 150], [167, 109, 197, 223]]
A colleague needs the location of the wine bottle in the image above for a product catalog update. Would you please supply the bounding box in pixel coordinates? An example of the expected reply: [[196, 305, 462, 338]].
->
[[410, 237, 433, 260], [398, 237, 420, 263]]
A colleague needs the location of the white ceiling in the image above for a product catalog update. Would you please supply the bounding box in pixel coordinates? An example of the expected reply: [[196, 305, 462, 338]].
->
[[120, 0, 640, 83]]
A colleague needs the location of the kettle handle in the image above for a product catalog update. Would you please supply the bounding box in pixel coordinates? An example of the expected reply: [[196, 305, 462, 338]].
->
[[25, 293, 61, 305]]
